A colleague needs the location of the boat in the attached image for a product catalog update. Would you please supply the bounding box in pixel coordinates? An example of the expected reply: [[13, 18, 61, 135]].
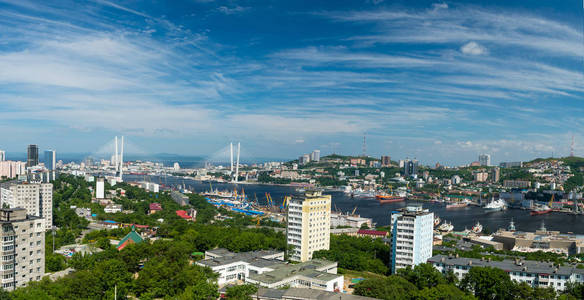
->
[[352, 189, 376, 199], [508, 219, 516, 231], [434, 216, 441, 227], [438, 221, 454, 232], [376, 194, 406, 204], [530, 205, 552, 216], [484, 199, 507, 212], [471, 221, 483, 233], [446, 199, 469, 209]]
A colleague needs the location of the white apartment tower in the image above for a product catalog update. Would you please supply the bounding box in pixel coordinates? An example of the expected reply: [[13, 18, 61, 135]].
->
[[0, 150, 5, 162], [96, 178, 105, 199], [0, 183, 53, 230], [390, 206, 433, 273], [287, 190, 331, 262], [0, 208, 45, 290]]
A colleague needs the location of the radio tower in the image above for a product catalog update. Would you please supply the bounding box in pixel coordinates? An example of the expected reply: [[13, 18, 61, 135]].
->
[[362, 133, 367, 157], [571, 135, 575, 157]]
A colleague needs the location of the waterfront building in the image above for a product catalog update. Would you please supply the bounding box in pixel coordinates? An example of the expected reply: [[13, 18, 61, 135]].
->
[[0, 161, 26, 179], [43, 150, 56, 171], [429, 254, 584, 291], [197, 248, 343, 292], [0, 150, 4, 161], [492, 228, 584, 255], [96, 178, 105, 199], [173, 162, 180, 170], [287, 190, 331, 262], [451, 175, 461, 185], [479, 154, 491, 166], [0, 183, 52, 230], [0, 208, 45, 291], [330, 213, 372, 229], [390, 206, 433, 273], [26, 145, 39, 168], [381, 155, 391, 167]]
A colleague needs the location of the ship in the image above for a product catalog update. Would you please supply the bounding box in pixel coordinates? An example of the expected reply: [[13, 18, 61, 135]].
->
[[484, 199, 507, 212], [530, 205, 552, 216], [376, 194, 406, 204], [438, 221, 454, 232], [471, 221, 483, 233], [352, 189, 376, 199], [446, 199, 470, 209]]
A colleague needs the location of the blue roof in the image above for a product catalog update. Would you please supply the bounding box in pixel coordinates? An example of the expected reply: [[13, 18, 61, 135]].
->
[[104, 220, 117, 224]]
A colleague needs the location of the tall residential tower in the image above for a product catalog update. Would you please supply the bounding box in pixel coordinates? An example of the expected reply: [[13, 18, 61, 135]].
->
[[287, 190, 331, 262], [390, 206, 433, 273], [26, 145, 39, 168]]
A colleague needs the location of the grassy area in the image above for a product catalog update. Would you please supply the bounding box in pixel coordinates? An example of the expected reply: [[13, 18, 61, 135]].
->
[[338, 268, 388, 280]]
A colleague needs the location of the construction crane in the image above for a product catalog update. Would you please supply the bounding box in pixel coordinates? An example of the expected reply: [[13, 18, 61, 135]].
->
[[549, 194, 555, 208], [351, 206, 358, 215], [281, 196, 291, 210]]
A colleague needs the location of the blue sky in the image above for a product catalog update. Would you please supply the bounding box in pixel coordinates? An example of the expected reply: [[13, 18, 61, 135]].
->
[[0, 0, 582, 165]]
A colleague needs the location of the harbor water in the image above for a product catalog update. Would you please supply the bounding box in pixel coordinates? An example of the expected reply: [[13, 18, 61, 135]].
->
[[126, 175, 584, 234]]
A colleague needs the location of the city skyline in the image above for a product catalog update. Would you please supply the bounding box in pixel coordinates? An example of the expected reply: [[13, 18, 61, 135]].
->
[[0, 0, 583, 164]]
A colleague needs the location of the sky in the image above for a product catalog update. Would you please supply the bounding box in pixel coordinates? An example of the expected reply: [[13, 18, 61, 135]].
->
[[0, 0, 583, 165]]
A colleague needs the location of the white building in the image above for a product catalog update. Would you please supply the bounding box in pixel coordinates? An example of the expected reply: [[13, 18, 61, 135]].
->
[[173, 162, 180, 171], [310, 150, 321, 162], [451, 175, 461, 185], [104, 204, 122, 214], [96, 178, 105, 199], [429, 255, 584, 292], [197, 248, 343, 292], [0, 183, 53, 230], [390, 206, 433, 273], [0, 150, 4, 161], [479, 154, 491, 166], [0, 208, 45, 291], [287, 190, 331, 262]]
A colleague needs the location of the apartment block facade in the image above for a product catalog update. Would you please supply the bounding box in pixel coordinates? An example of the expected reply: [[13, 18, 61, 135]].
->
[[0, 208, 45, 290], [390, 206, 434, 273], [287, 190, 331, 262], [0, 183, 53, 230]]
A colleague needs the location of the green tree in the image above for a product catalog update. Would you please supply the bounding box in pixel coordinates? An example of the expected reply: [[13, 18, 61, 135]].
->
[[354, 276, 418, 300], [225, 284, 258, 300], [46, 253, 66, 272], [460, 267, 515, 300], [397, 263, 446, 290], [417, 284, 475, 300]]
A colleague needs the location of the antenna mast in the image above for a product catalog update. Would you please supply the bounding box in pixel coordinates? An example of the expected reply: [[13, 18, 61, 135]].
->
[[571, 135, 575, 157], [362, 133, 367, 157]]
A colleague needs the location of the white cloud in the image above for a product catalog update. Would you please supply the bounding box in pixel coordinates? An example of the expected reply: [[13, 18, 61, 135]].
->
[[460, 41, 487, 55], [216, 5, 250, 15]]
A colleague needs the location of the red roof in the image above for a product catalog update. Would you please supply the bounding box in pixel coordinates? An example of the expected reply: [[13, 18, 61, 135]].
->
[[149, 203, 162, 211], [358, 229, 387, 236], [176, 210, 191, 220]]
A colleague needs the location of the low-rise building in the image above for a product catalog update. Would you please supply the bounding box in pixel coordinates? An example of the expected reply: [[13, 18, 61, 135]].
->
[[504, 180, 531, 188], [104, 204, 122, 214], [357, 229, 388, 239], [330, 213, 372, 229], [149, 202, 162, 214], [197, 249, 343, 292], [220, 286, 375, 300], [429, 254, 584, 291], [171, 191, 189, 206]]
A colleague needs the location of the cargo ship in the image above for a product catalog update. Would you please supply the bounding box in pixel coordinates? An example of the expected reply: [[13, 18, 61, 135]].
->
[[530, 205, 552, 216], [376, 195, 406, 204], [446, 199, 470, 209]]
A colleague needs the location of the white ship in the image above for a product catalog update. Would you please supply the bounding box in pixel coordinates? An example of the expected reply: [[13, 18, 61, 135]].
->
[[484, 199, 507, 212], [438, 221, 454, 232], [471, 221, 483, 233]]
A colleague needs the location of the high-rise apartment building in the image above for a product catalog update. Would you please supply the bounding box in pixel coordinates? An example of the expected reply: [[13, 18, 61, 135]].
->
[[310, 150, 321, 162], [0, 183, 52, 230], [489, 167, 500, 183], [43, 150, 56, 171], [390, 206, 433, 273], [381, 155, 391, 167], [26, 145, 39, 168], [478, 154, 491, 166], [287, 190, 331, 262], [0, 161, 26, 179], [0, 208, 45, 291], [404, 159, 418, 178], [96, 178, 105, 199], [0, 150, 5, 162]]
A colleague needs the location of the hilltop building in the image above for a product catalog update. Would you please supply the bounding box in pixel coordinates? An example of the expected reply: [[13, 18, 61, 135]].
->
[[287, 190, 331, 262], [390, 206, 433, 273], [479, 154, 491, 166], [381, 155, 391, 167]]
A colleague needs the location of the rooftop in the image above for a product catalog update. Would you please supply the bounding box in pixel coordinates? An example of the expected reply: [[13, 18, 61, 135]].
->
[[197, 248, 284, 269], [249, 259, 338, 284], [429, 254, 584, 276]]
